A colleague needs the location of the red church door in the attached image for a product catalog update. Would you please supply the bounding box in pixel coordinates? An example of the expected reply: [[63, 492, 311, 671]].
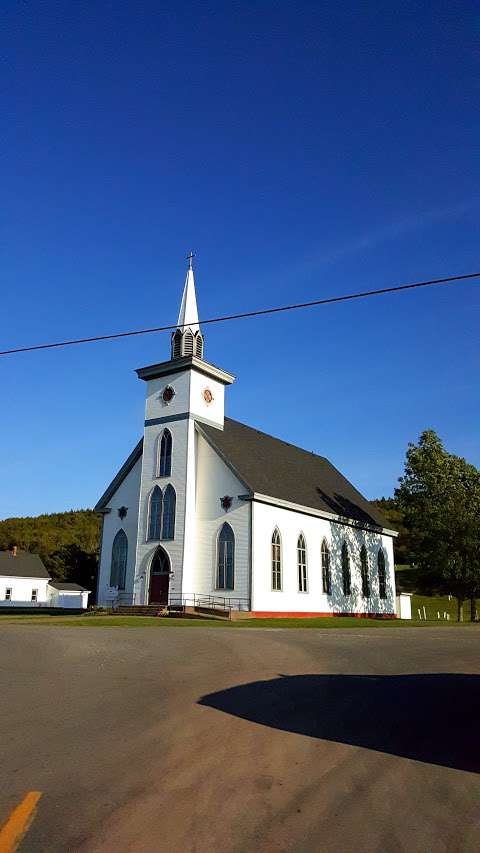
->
[[148, 548, 170, 604]]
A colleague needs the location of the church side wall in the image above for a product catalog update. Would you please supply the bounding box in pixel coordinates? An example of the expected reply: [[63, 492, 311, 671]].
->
[[193, 431, 250, 605], [97, 455, 141, 606], [251, 501, 396, 615]]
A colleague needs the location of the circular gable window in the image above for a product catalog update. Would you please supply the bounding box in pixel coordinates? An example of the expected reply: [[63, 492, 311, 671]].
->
[[162, 386, 175, 404]]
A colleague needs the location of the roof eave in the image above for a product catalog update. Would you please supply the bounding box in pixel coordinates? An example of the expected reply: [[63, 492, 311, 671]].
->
[[246, 492, 399, 536], [94, 438, 143, 511], [135, 355, 235, 386]]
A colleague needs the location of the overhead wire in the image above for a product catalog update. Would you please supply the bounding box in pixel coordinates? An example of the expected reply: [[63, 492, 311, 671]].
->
[[1, 271, 479, 357]]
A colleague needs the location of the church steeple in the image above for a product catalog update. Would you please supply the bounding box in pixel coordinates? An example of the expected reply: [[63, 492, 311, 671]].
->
[[171, 253, 204, 359]]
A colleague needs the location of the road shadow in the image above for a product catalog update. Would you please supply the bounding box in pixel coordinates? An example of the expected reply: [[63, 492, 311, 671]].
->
[[198, 673, 480, 773]]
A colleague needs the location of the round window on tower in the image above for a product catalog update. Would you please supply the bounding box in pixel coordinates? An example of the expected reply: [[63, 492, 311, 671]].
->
[[202, 388, 213, 405], [162, 386, 175, 404]]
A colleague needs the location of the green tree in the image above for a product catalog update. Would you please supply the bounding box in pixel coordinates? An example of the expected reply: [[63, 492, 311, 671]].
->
[[0, 509, 100, 602], [371, 497, 413, 565], [395, 430, 480, 621]]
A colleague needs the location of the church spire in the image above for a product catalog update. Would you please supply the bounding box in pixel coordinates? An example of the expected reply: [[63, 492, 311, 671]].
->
[[171, 253, 204, 360]]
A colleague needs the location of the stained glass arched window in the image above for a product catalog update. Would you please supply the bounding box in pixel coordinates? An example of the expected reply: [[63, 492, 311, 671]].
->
[[297, 534, 307, 592], [148, 486, 162, 541], [110, 530, 128, 590], [217, 523, 235, 590], [156, 429, 172, 477], [360, 545, 370, 598], [272, 528, 282, 591], [342, 541, 351, 596], [378, 549, 387, 599], [162, 484, 176, 540], [321, 539, 331, 595]]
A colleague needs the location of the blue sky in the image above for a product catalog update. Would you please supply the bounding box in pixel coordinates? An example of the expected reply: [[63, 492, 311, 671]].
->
[[1, 1, 479, 519]]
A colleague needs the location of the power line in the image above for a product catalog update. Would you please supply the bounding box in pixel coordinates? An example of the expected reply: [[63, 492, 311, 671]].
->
[[1, 271, 479, 357]]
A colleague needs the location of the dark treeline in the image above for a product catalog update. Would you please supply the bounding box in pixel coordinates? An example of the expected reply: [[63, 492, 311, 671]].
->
[[0, 510, 100, 596]]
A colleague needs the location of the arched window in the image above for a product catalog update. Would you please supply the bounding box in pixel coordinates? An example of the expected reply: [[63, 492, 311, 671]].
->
[[162, 484, 176, 540], [342, 541, 351, 596], [271, 528, 282, 591], [321, 538, 331, 595], [110, 530, 128, 590], [195, 332, 204, 358], [360, 545, 370, 598], [217, 523, 235, 590], [156, 429, 172, 477], [148, 486, 162, 541], [378, 549, 387, 599], [297, 534, 307, 592], [184, 329, 194, 356]]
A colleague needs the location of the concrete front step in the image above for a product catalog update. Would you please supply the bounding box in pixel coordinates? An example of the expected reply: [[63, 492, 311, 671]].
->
[[114, 605, 231, 620], [116, 605, 168, 616]]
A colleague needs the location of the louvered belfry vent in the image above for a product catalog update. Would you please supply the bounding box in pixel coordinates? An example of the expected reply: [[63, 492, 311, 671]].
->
[[195, 332, 204, 358], [171, 327, 202, 359]]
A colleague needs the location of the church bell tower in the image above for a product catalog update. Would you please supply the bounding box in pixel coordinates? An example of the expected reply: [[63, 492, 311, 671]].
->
[[132, 257, 235, 605]]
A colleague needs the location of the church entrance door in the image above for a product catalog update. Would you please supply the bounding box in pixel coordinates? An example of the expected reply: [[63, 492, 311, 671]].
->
[[148, 547, 171, 604]]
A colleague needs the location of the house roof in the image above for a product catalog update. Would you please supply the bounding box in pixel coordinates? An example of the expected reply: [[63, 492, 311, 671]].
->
[[200, 418, 394, 531], [48, 581, 90, 592], [0, 551, 50, 579]]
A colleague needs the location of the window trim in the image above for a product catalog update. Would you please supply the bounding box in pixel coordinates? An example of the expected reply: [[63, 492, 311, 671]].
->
[[271, 527, 282, 592], [5, 588, 12, 601], [297, 532, 308, 593], [216, 522, 235, 591], [31, 588, 38, 602]]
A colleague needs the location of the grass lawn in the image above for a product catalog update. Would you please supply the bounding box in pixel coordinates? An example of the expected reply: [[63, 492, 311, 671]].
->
[[0, 613, 479, 628], [412, 594, 478, 622]]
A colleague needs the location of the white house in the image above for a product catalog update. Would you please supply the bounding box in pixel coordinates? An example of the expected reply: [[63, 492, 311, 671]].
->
[[0, 548, 50, 607], [95, 260, 398, 617], [0, 548, 90, 609]]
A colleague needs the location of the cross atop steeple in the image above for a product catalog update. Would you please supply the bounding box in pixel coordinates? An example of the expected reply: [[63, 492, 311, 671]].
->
[[186, 251, 194, 270]]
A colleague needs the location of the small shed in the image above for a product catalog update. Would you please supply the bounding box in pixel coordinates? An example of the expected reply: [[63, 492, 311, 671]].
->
[[47, 581, 90, 610], [396, 591, 413, 620]]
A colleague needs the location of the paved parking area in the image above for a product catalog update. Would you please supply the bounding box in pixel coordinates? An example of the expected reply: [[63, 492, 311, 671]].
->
[[1, 624, 479, 852]]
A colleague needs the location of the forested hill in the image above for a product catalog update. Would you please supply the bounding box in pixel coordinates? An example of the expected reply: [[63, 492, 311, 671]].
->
[[0, 500, 411, 581], [0, 509, 100, 591]]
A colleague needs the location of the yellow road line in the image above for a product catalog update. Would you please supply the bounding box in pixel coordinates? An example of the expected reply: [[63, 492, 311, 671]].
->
[[0, 792, 42, 853]]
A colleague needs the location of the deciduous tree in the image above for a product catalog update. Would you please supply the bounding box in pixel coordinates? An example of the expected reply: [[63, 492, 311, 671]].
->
[[395, 430, 480, 621]]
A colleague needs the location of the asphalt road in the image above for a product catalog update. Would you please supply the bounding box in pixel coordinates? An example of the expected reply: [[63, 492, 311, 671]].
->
[[1, 625, 479, 853]]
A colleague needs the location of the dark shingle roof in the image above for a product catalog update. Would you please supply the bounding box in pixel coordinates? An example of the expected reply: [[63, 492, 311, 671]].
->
[[201, 418, 394, 531], [48, 581, 89, 592], [0, 551, 50, 579]]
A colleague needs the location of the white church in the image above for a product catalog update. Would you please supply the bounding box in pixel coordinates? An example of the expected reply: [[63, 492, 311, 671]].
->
[[96, 261, 398, 617]]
